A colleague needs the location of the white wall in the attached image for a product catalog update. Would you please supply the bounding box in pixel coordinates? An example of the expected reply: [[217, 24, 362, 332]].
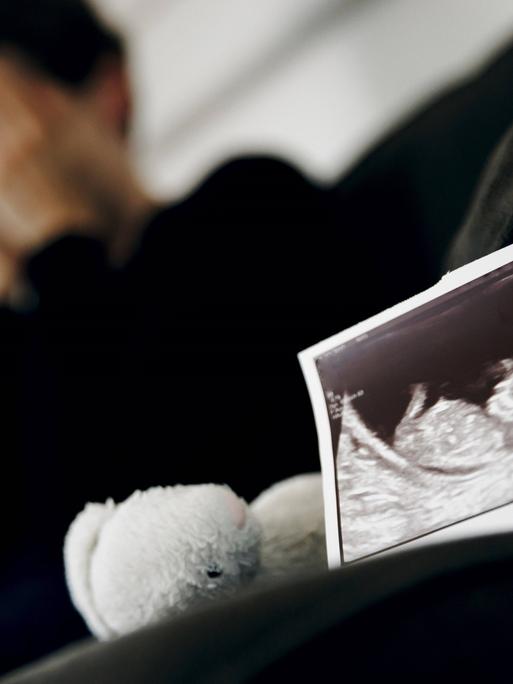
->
[[93, 0, 513, 199]]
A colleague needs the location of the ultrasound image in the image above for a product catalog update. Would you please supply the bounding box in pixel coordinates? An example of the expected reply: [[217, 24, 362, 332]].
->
[[337, 359, 513, 561]]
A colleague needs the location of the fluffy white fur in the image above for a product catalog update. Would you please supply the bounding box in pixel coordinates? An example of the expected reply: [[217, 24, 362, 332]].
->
[[251, 473, 326, 576], [64, 474, 325, 639]]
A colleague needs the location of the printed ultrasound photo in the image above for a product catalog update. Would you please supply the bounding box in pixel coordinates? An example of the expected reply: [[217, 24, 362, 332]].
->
[[315, 261, 513, 562]]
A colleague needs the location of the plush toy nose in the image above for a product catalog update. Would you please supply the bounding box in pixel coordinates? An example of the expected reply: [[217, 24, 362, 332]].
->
[[222, 489, 247, 529]]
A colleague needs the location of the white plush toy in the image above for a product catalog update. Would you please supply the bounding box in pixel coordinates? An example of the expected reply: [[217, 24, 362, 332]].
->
[[64, 473, 326, 640]]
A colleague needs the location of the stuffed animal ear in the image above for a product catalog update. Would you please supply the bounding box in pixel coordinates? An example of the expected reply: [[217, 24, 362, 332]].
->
[[63, 500, 116, 639]]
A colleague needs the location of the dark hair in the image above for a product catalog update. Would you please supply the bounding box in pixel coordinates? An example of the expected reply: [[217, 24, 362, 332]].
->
[[0, 0, 123, 86]]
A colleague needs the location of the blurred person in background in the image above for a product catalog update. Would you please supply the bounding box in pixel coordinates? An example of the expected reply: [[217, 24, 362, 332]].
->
[[0, 0, 368, 673], [3, 0, 513, 676]]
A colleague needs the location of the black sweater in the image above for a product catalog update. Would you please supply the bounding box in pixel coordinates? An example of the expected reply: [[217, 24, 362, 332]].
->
[[2, 157, 389, 555]]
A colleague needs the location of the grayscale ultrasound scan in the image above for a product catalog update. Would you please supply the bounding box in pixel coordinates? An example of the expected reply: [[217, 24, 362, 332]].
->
[[301, 247, 513, 564]]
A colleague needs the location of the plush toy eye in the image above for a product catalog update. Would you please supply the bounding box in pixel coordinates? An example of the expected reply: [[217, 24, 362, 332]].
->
[[206, 562, 223, 579]]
